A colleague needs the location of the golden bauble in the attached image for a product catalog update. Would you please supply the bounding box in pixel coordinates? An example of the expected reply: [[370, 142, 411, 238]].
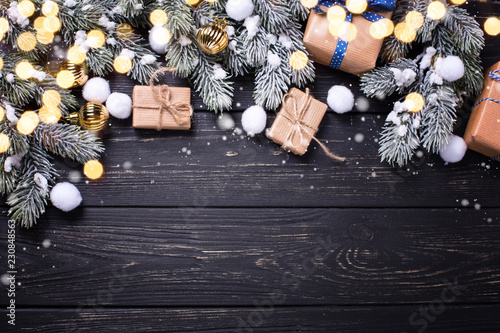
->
[[196, 20, 229, 55], [68, 102, 109, 132], [58, 60, 89, 88], [186, 0, 204, 7]]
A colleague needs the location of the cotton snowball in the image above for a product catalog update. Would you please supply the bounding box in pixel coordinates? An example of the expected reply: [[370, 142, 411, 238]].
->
[[226, 0, 254, 21], [439, 135, 467, 163], [83, 77, 111, 103], [327, 85, 355, 114], [106, 93, 132, 119], [242, 105, 267, 135], [149, 25, 169, 54], [50, 182, 82, 212], [440, 56, 465, 82]]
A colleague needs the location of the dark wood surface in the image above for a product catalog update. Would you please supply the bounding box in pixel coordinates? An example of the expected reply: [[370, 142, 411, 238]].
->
[[1, 1, 500, 332]]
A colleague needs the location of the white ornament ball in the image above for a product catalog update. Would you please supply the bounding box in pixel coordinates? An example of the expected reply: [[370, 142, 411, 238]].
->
[[327, 85, 355, 114], [439, 135, 467, 163], [226, 0, 254, 21], [50, 182, 82, 212], [106, 93, 132, 119], [440, 56, 465, 82], [83, 77, 111, 103], [242, 105, 267, 135], [149, 25, 169, 54]]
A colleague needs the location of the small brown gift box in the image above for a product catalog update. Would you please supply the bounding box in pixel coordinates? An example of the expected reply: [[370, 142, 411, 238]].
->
[[267, 88, 327, 156], [464, 62, 500, 161], [132, 85, 192, 130], [303, 5, 392, 76]]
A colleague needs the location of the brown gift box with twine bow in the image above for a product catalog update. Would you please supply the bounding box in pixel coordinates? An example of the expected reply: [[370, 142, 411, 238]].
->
[[464, 62, 500, 161], [132, 68, 193, 130], [303, 5, 392, 76], [267, 88, 344, 161]]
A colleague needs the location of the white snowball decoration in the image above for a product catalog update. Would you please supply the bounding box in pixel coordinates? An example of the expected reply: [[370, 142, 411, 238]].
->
[[327, 85, 355, 114], [439, 135, 467, 163], [241, 105, 267, 135], [226, 0, 254, 21], [83, 77, 111, 103], [106, 93, 132, 119], [440, 56, 465, 82], [149, 25, 169, 54], [50, 182, 82, 212]]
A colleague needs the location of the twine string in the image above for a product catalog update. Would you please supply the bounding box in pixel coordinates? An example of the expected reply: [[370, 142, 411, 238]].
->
[[279, 88, 345, 162], [147, 67, 193, 131]]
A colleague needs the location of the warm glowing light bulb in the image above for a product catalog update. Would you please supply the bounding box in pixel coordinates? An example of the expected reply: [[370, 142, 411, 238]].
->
[[369, 18, 394, 39], [450, 0, 466, 5], [394, 22, 416, 43], [17, 111, 40, 135], [17, 0, 36, 18], [327, 5, 346, 27], [0, 106, 4, 122], [113, 56, 133, 74], [0, 17, 9, 34], [405, 10, 424, 31], [427, 1, 446, 21], [16, 61, 34, 80], [57, 70, 75, 89], [289, 51, 309, 70], [0, 57, 3, 71], [38, 105, 61, 124], [44, 16, 61, 33], [84, 160, 104, 180], [34, 16, 46, 32], [42, 90, 61, 107], [17, 32, 37, 51], [67, 46, 87, 64], [150, 9, 168, 26], [330, 21, 357, 42], [346, 0, 368, 14], [42, 1, 59, 16], [37, 30, 54, 45], [116, 23, 134, 39], [405, 92, 425, 113], [87, 29, 106, 48], [0, 133, 10, 153], [151, 26, 172, 45], [300, 0, 319, 8], [484, 17, 500, 36]]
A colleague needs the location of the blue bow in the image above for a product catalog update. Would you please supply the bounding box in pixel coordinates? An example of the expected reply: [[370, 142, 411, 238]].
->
[[313, 0, 396, 69]]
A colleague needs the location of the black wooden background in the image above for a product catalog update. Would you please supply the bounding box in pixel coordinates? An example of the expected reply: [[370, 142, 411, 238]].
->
[[2, 1, 500, 332]]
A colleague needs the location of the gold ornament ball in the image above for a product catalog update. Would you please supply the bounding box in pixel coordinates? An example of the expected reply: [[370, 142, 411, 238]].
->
[[58, 60, 89, 88], [69, 102, 109, 132], [197, 20, 229, 55], [186, 0, 204, 7]]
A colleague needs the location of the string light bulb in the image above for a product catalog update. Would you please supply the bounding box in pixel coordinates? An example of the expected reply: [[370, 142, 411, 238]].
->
[[150, 9, 168, 26], [427, 1, 446, 21], [86, 30, 106, 49], [42, 90, 61, 107], [42, 0, 59, 16], [57, 70, 76, 89], [0, 17, 9, 34], [289, 51, 309, 70], [0, 105, 4, 122], [38, 105, 61, 124], [0, 133, 10, 153], [484, 17, 500, 36], [17, 32, 37, 52], [113, 56, 133, 74], [17, 0, 36, 18], [84, 160, 104, 180], [17, 111, 40, 135], [15, 61, 34, 80], [405, 92, 425, 113], [300, 0, 319, 8]]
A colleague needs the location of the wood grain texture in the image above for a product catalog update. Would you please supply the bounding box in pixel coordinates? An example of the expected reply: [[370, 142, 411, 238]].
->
[[2, 304, 500, 333], [1, 208, 499, 307]]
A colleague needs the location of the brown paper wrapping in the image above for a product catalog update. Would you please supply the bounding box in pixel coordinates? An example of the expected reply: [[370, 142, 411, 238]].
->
[[132, 85, 192, 130], [303, 6, 392, 76], [464, 62, 500, 161], [267, 88, 327, 155]]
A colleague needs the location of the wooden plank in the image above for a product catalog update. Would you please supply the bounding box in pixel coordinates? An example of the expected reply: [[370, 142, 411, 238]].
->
[[1, 208, 499, 307], [2, 304, 500, 332]]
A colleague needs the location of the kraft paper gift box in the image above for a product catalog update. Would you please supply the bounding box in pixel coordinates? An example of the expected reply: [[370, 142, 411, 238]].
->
[[267, 88, 327, 156], [303, 0, 395, 76], [132, 85, 192, 130], [464, 62, 500, 161]]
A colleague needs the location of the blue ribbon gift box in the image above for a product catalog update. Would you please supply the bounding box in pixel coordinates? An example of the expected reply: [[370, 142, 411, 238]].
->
[[464, 62, 500, 161], [303, 0, 396, 76]]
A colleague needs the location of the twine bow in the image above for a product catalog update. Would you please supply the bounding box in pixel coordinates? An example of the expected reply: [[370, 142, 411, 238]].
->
[[313, 0, 396, 69], [148, 67, 193, 131], [280, 89, 345, 162]]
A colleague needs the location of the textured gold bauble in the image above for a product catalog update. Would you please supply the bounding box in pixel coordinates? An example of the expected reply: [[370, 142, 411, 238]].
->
[[196, 20, 229, 54], [68, 102, 109, 132], [59, 60, 89, 88], [186, 0, 204, 7]]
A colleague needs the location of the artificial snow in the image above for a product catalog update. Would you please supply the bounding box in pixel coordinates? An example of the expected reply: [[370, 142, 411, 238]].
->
[[226, 26, 235, 37], [106, 92, 132, 119], [226, 0, 254, 21], [278, 34, 293, 49], [5, 105, 18, 125], [243, 16, 260, 39], [149, 25, 169, 54], [34, 173, 48, 196], [420, 47, 436, 71], [391, 68, 416, 87], [140, 54, 156, 65], [218, 113, 236, 130], [439, 134, 467, 163], [50, 182, 82, 212], [268, 51, 281, 69], [178, 35, 192, 46], [439, 56, 465, 82], [213, 64, 227, 80], [83, 77, 111, 103], [120, 49, 135, 59], [242, 105, 267, 135], [4, 154, 23, 172], [327, 85, 354, 114]]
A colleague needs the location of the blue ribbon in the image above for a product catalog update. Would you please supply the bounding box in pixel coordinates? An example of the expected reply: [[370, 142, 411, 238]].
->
[[313, 0, 396, 69], [472, 70, 500, 161]]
